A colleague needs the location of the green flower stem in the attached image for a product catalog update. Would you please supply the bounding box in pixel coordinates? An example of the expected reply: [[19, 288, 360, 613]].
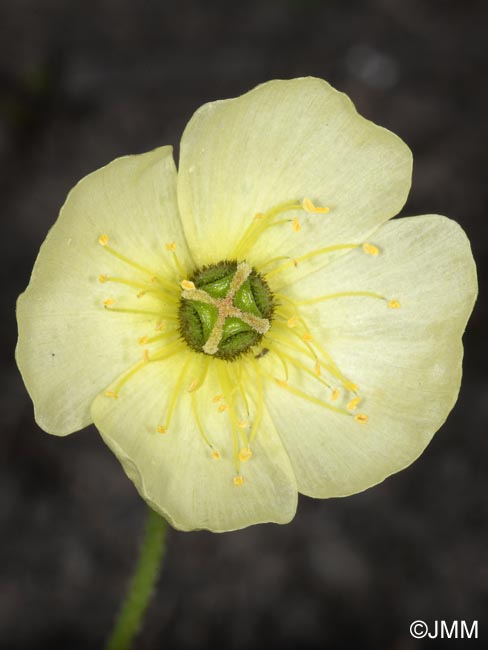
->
[[105, 507, 168, 650]]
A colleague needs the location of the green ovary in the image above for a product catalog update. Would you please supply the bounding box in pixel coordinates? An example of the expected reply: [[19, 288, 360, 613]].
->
[[178, 260, 274, 360]]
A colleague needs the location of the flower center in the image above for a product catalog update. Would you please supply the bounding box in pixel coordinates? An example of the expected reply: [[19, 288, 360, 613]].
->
[[178, 260, 274, 360]]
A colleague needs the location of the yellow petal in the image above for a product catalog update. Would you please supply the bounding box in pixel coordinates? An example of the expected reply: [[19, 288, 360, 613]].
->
[[16, 147, 186, 435], [91, 356, 297, 532], [266, 215, 476, 497], [177, 77, 412, 283]]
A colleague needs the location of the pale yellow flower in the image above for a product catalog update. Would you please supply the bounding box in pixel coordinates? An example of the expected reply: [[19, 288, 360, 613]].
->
[[16, 78, 477, 532]]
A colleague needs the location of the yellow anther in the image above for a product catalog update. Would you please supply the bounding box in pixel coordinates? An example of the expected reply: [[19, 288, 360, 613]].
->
[[136, 290, 146, 298], [293, 259, 299, 267], [218, 404, 228, 413], [138, 335, 149, 345], [98, 274, 107, 283], [155, 321, 166, 331], [149, 276, 157, 284], [237, 420, 249, 429], [275, 378, 288, 388], [254, 212, 265, 220], [212, 394, 224, 403], [157, 425, 167, 434], [347, 396, 361, 411], [187, 378, 198, 392], [181, 280, 196, 290], [362, 242, 379, 256], [292, 217, 301, 232], [165, 241, 176, 251], [331, 388, 340, 401], [287, 316, 298, 328], [302, 198, 330, 214], [239, 447, 253, 462], [103, 298, 116, 307], [212, 449, 221, 460], [233, 476, 244, 486], [143, 349, 150, 363], [345, 381, 359, 393], [98, 234, 109, 246], [303, 332, 313, 342], [388, 299, 401, 309], [104, 390, 119, 399], [354, 413, 368, 424], [314, 360, 321, 376]]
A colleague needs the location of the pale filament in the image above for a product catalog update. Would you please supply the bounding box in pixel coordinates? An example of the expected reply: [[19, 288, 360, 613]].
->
[[232, 198, 330, 260]]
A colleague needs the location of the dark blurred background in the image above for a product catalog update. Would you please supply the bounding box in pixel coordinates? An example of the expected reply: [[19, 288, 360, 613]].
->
[[1, 1, 486, 648]]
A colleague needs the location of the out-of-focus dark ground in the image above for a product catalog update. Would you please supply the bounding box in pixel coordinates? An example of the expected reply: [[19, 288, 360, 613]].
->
[[1, 1, 486, 648]]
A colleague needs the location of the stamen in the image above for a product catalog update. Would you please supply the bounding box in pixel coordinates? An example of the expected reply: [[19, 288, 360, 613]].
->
[[265, 243, 359, 279], [302, 198, 330, 214], [292, 217, 301, 232], [266, 343, 332, 392], [212, 449, 221, 460], [167, 242, 185, 277], [191, 393, 214, 448], [239, 447, 252, 462], [187, 356, 210, 393], [233, 363, 251, 417], [99, 275, 172, 299], [233, 476, 244, 486], [388, 299, 401, 309], [347, 396, 361, 411], [273, 294, 359, 398], [181, 280, 196, 290], [187, 378, 198, 392], [157, 425, 167, 434], [104, 305, 163, 316], [162, 356, 192, 432], [98, 234, 174, 291], [355, 414, 368, 424], [232, 200, 302, 258], [249, 359, 264, 444], [331, 388, 340, 401], [269, 346, 289, 382], [297, 291, 391, 306], [107, 342, 184, 403], [273, 326, 334, 377], [269, 373, 352, 416], [362, 242, 379, 256], [255, 255, 293, 273], [191, 392, 214, 449], [139, 331, 176, 345], [218, 362, 253, 469]]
